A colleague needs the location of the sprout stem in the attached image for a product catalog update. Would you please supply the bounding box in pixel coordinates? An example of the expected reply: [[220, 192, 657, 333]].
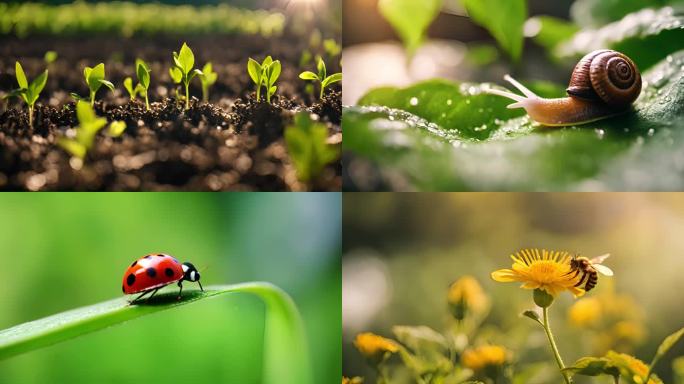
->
[[542, 307, 572, 384], [184, 82, 190, 109], [144, 94, 149, 111], [28, 105, 34, 129]]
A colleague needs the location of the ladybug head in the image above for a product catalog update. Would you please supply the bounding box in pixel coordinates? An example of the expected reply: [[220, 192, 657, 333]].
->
[[182, 262, 204, 291]]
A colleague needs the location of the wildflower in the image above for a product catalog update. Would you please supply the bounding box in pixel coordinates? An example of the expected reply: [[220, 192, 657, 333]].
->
[[568, 297, 602, 327], [491, 248, 584, 298], [354, 332, 399, 364], [342, 377, 364, 384], [447, 275, 489, 320], [613, 321, 646, 344], [605, 351, 662, 384], [461, 345, 508, 372]]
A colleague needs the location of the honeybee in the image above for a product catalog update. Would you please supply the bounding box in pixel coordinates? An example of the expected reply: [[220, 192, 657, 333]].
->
[[566, 254, 614, 292]]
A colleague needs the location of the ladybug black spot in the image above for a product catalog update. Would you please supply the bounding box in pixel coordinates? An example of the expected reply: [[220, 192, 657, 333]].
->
[[146, 268, 157, 278], [122, 284, 125, 293], [130, 260, 137, 267], [165, 268, 174, 277], [144, 255, 152, 259], [156, 254, 165, 257], [126, 273, 136, 286]]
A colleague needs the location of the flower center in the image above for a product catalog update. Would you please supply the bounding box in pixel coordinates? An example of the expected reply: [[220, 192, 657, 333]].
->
[[529, 261, 564, 282]]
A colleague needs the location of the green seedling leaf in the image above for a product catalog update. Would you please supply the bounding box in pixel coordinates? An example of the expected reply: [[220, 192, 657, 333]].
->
[[378, 0, 442, 57], [200, 62, 218, 103], [57, 139, 87, 159], [172, 43, 198, 108], [267, 61, 281, 87], [285, 113, 339, 182], [137, 61, 150, 90], [169, 67, 182, 84], [317, 57, 327, 80], [58, 101, 108, 159], [323, 39, 341, 57], [177, 42, 195, 73], [99, 79, 115, 91], [0, 282, 312, 384], [248, 58, 262, 85], [28, 70, 48, 105], [345, 50, 684, 191], [462, 0, 526, 62], [15, 61, 28, 89], [108, 121, 126, 137], [321, 73, 342, 88], [123, 77, 136, 99], [299, 71, 319, 81], [81, 63, 113, 105], [44, 50, 58, 64]]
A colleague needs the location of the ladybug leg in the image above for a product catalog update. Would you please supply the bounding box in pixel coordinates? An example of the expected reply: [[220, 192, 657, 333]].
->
[[130, 289, 153, 304], [177, 281, 183, 300], [148, 288, 160, 300]]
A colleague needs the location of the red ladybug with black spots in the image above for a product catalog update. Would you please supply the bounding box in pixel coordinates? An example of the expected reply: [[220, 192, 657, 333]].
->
[[122, 253, 203, 303]]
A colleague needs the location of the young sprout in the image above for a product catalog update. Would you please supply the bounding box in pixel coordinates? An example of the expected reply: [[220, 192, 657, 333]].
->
[[199, 62, 217, 103], [135, 59, 151, 110], [285, 112, 339, 182], [9, 61, 48, 129], [108, 120, 127, 137], [170, 42, 203, 109], [247, 56, 281, 104], [71, 63, 115, 106], [58, 100, 108, 159], [44, 51, 58, 65], [299, 57, 342, 99], [123, 77, 137, 101]]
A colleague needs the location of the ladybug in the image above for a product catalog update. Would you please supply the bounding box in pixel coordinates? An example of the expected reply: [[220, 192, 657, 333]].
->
[[122, 253, 203, 303]]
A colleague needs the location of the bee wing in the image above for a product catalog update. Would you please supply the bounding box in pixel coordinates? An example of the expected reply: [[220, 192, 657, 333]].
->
[[590, 253, 611, 264], [593, 264, 614, 276]]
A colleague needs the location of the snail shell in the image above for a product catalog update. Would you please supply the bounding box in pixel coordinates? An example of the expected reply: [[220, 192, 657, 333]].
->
[[486, 50, 642, 126], [566, 49, 641, 108]]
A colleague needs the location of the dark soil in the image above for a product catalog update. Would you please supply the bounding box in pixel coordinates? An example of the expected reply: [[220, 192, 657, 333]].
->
[[0, 34, 341, 191]]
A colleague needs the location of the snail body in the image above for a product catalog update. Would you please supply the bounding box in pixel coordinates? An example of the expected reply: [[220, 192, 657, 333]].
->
[[487, 50, 641, 126]]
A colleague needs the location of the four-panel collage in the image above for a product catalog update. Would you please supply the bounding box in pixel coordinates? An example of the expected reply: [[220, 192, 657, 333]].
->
[[1, 0, 684, 384]]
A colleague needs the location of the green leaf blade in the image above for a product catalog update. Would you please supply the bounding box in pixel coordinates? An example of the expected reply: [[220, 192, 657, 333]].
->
[[299, 71, 319, 81], [247, 58, 262, 85], [0, 282, 312, 384], [378, 0, 442, 56], [462, 0, 527, 62], [15, 61, 28, 89], [178, 42, 195, 73]]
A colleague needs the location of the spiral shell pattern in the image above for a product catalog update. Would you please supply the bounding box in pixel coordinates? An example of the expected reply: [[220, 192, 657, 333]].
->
[[566, 50, 641, 108]]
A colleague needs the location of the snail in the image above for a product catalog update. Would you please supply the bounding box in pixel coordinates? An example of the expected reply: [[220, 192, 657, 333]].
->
[[486, 50, 641, 126]]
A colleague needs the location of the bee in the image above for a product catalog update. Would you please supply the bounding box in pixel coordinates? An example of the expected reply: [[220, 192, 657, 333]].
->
[[566, 254, 614, 292]]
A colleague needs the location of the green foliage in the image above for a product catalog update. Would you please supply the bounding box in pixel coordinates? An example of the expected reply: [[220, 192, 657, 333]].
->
[[57, 101, 114, 159], [199, 62, 218, 103], [462, 0, 527, 62], [323, 38, 342, 58], [524, 16, 579, 57], [464, 44, 499, 66], [8, 61, 48, 129], [123, 77, 136, 100], [248, 56, 281, 104], [377, 0, 442, 58], [107, 120, 127, 137], [646, 327, 684, 382], [285, 113, 339, 182], [44, 50, 57, 65], [71, 63, 114, 106], [558, 6, 684, 70], [570, 0, 673, 28], [135, 59, 151, 110], [345, 50, 684, 190], [299, 57, 342, 99], [0, 2, 285, 38], [171, 43, 203, 109], [0, 283, 313, 384]]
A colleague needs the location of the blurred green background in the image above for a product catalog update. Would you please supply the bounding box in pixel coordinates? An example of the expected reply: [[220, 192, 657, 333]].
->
[[0, 192, 341, 384], [343, 193, 684, 383]]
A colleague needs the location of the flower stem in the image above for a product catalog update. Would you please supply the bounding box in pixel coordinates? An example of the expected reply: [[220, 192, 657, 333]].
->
[[542, 307, 572, 384]]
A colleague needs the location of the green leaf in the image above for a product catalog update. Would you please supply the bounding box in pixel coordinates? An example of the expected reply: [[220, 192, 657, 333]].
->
[[299, 71, 319, 81], [86, 63, 106, 93], [604, 351, 664, 384], [464, 44, 500, 66], [392, 325, 452, 375], [267, 60, 281, 87], [98, 79, 115, 91], [0, 283, 312, 384], [76, 100, 97, 124], [137, 61, 150, 89], [57, 138, 87, 159], [317, 57, 327, 80], [108, 121, 126, 137], [285, 113, 339, 182], [44, 50, 58, 64], [27, 70, 48, 105], [177, 42, 195, 73], [462, 0, 526, 62], [345, 50, 684, 191], [262, 55, 273, 67], [123, 77, 135, 98], [14, 61, 28, 89], [648, 327, 684, 378], [378, 0, 443, 56], [570, 0, 669, 29], [522, 310, 542, 324], [525, 16, 579, 54], [321, 73, 342, 88], [563, 357, 620, 377], [202, 62, 217, 85], [247, 58, 262, 85], [169, 67, 183, 84], [558, 6, 684, 70]]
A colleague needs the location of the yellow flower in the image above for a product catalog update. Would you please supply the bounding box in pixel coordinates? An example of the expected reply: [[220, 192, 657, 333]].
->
[[448, 276, 489, 320], [491, 249, 584, 297], [613, 321, 646, 344], [342, 377, 364, 384], [354, 332, 399, 363], [568, 297, 602, 327], [606, 351, 662, 384], [461, 345, 508, 372]]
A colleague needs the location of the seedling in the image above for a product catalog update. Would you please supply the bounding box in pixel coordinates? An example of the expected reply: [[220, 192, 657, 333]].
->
[[170, 43, 203, 109], [8, 61, 48, 129], [285, 112, 339, 182], [58, 100, 123, 159], [299, 57, 342, 99], [123, 77, 136, 100], [71, 63, 115, 106], [44, 51, 58, 65], [247, 56, 281, 104], [199, 62, 217, 103], [323, 39, 341, 57], [135, 59, 151, 110]]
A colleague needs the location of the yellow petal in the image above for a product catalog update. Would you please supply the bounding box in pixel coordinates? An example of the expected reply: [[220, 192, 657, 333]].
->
[[491, 269, 520, 282]]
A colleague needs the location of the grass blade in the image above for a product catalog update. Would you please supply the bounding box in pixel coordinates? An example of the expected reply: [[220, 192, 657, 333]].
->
[[0, 282, 311, 384]]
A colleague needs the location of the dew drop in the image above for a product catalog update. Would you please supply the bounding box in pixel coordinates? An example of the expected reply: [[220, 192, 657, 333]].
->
[[409, 97, 419, 106], [647, 128, 655, 136]]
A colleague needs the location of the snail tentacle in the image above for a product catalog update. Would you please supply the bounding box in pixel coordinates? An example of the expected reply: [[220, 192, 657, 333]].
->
[[485, 74, 540, 109]]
